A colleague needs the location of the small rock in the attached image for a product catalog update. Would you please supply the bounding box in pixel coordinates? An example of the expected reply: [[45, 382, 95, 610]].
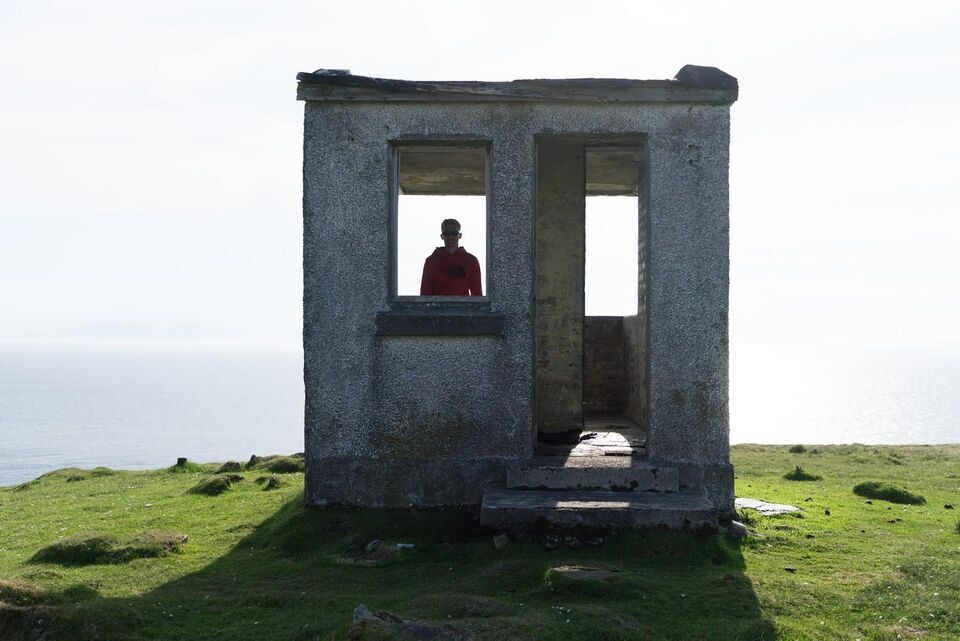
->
[[725, 520, 748, 540], [541, 535, 559, 550], [586, 536, 605, 546], [563, 536, 582, 549], [550, 565, 621, 581], [351, 603, 475, 640], [396, 543, 415, 551], [784, 567, 797, 573], [364, 539, 381, 553], [493, 533, 509, 550], [144, 504, 153, 508]]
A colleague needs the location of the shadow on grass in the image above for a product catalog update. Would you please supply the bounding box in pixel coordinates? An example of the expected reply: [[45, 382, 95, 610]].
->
[[3, 498, 776, 641]]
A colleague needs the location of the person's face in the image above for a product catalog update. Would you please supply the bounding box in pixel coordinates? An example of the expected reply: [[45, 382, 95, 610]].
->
[[441, 226, 461, 250]]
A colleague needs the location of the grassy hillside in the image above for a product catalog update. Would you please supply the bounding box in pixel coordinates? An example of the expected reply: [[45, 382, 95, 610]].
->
[[1, 445, 958, 640]]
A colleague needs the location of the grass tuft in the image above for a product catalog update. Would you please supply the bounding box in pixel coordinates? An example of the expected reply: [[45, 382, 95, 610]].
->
[[783, 465, 822, 481], [188, 475, 235, 496], [264, 457, 304, 474], [30, 533, 120, 565], [166, 460, 210, 474], [955, 520, 960, 536], [852, 481, 926, 505], [126, 531, 189, 558], [0, 579, 47, 606], [255, 475, 284, 490], [788, 444, 807, 454], [29, 531, 188, 566], [245, 455, 305, 474]]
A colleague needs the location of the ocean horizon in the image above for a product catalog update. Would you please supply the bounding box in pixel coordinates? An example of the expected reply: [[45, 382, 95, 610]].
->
[[2, 342, 958, 487]]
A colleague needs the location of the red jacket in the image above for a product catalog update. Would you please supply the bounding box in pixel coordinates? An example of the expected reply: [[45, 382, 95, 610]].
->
[[420, 247, 483, 296]]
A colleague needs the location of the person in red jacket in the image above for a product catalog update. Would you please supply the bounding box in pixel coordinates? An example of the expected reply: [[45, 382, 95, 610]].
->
[[420, 219, 483, 296]]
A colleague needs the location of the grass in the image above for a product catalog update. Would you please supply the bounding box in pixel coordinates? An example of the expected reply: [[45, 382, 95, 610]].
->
[[853, 481, 926, 505], [782, 465, 822, 481], [1, 445, 959, 640], [29, 532, 188, 565]]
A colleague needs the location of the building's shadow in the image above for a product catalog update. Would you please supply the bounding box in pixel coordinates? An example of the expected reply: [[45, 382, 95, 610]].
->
[[4, 497, 776, 640]]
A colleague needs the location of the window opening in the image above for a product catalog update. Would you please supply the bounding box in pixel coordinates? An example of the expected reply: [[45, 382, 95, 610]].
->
[[585, 196, 639, 316], [394, 146, 488, 297]]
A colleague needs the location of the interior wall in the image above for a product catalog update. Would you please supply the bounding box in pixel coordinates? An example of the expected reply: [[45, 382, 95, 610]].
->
[[535, 139, 585, 434], [582, 316, 625, 415], [623, 170, 649, 429]]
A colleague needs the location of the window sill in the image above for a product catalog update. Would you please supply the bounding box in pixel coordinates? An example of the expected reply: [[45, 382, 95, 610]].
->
[[376, 299, 503, 336]]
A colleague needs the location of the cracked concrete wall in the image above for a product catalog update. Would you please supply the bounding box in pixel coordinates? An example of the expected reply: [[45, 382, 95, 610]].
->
[[303, 100, 731, 507]]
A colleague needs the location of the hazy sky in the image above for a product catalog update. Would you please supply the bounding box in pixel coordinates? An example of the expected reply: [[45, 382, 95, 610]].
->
[[2, 0, 958, 352]]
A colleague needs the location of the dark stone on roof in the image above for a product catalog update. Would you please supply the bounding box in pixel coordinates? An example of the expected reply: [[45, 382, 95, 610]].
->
[[674, 65, 738, 90]]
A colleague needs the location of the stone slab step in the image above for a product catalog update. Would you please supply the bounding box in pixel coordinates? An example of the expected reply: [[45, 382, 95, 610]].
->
[[480, 485, 717, 530], [507, 457, 678, 492]]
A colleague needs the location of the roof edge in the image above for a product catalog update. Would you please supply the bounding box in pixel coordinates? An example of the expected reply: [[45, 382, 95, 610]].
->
[[296, 65, 738, 104]]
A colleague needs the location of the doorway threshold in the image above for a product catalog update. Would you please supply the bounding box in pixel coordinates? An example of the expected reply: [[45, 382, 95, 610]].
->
[[535, 415, 646, 457]]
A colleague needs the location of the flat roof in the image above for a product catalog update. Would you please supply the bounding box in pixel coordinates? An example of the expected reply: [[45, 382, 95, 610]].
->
[[296, 65, 737, 105]]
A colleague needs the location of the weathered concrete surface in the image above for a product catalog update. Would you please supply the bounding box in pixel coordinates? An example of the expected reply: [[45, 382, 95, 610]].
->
[[535, 139, 585, 435], [301, 70, 735, 510], [481, 485, 719, 529], [507, 457, 678, 492]]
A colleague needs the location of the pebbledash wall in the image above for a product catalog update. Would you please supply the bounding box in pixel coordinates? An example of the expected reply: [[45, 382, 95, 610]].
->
[[299, 67, 738, 514]]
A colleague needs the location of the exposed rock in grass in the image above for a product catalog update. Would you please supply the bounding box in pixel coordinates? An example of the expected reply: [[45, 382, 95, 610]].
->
[[188, 475, 237, 496], [783, 466, 822, 481], [735, 498, 800, 515], [352, 603, 476, 640], [216, 461, 242, 473], [0, 579, 47, 606], [788, 444, 807, 454], [547, 565, 622, 581], [853, 481, 926, 505], [30, 531, 188, 566]]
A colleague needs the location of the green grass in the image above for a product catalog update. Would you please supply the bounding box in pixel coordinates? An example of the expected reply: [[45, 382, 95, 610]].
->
[[1, 445, 959, 640], [853, 481, 926, 505]]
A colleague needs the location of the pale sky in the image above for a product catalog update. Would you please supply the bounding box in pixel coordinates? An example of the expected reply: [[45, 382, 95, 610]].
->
[[2, 0, 958, 352]]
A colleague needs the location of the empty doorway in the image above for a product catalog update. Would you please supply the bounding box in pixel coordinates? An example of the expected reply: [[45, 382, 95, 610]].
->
[[535, 137, 648, 447]]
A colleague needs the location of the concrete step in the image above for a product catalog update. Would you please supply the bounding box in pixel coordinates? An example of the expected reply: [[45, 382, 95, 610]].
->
[[480, 484, 717, 530], [507, 457, 678, 492]]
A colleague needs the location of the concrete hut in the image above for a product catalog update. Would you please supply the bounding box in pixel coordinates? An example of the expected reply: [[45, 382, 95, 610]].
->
[[298, 65, 738, 529]]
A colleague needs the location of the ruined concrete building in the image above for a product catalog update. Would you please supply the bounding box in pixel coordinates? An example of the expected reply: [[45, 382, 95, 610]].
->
[[298, 65, 738, 528]]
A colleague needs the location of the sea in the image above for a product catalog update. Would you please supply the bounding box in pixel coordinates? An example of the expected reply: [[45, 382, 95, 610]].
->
[[1, 343, 958, 487]]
